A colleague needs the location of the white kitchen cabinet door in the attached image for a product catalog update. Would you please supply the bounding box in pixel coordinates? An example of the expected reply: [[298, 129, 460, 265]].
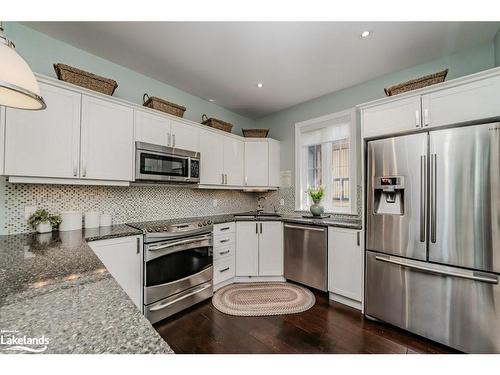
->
[[81, 95, 134, 181], [4, 82, 81, 178], [89, 236, 143, 309], [235, 221, 259, 276], [421, 75, 500, 128], [244, 141, 269, 186], [135, 110, 170, 147], [328, 227, 362, 303], [171, 119, 199, 151], [0, 106, 5, 175], [268, 141, 281, 187], [362, 96, 421, 138], [258, 221, 283, 276], [199, 129, 224, 185], [223, 136, 244, 186]]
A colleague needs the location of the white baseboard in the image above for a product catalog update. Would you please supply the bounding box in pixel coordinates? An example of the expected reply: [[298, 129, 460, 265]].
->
[[234, 276, 286, 283], [329, 292, 362, 311]]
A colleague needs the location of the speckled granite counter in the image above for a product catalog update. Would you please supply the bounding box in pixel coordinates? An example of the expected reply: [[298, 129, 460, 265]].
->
[[0, 225, 173, 354]]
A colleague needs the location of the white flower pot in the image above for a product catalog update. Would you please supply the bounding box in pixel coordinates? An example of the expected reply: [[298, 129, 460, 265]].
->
[[36, 222, 53, 234]]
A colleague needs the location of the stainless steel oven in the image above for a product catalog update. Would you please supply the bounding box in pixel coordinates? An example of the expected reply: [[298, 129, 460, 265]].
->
[[143, 230, 213, 323], [135, 141, 200, 183]]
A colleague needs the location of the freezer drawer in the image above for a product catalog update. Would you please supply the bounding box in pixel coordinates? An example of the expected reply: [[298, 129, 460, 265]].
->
[[284, 223, 327, 291], [365, 251, 500, 353]]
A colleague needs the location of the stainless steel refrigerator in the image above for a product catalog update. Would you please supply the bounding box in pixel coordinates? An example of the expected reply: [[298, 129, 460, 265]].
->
[[365, 122, 500, 353]]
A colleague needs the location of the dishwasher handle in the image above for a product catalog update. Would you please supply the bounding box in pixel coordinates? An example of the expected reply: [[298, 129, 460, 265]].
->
[[284, 224, 326, 232]]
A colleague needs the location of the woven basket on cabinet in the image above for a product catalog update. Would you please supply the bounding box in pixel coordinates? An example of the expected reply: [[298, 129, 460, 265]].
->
[[201, 114, 233, 133], [53, 63, 118, 96], [143, 94, 186, 118], [384, 69, 448, 96], [242, 128, 269, 138]]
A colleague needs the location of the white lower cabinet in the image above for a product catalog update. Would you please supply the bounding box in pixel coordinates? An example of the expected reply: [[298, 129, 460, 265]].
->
[[235, 221, 283, 277], [88, 235, 143, 310], [328, 227, 363, 310], [213, 223, 236, 289]]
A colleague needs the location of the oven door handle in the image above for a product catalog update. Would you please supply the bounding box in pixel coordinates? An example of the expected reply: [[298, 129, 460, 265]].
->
[[148, 283, 212, 312], [147, 234, 212, 252]]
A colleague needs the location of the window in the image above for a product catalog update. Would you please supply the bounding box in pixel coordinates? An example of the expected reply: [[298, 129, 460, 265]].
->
[[295, 109, 356, 214]]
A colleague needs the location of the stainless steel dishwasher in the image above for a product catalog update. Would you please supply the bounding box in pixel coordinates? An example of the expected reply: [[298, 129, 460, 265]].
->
[[284, 223, 327, 291]]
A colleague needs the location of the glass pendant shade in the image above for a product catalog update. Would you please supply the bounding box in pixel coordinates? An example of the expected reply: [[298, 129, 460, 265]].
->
[[0, 27, 46, 110]]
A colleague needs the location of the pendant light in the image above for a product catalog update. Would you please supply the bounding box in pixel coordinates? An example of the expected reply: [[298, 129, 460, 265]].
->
[[0, 22, 46, 110]]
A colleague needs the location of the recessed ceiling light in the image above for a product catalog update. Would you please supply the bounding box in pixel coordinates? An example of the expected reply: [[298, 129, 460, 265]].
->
[[360, 30, 371, 38], [208, 98, 216, 102], [256, 83, 264, 88]]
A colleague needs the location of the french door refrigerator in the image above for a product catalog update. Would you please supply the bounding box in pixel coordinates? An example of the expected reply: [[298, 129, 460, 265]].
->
[[365, 122, 500, 353]]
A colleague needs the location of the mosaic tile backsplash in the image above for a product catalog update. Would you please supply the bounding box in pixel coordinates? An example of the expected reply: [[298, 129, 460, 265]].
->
[[2, 179, 258, 235]]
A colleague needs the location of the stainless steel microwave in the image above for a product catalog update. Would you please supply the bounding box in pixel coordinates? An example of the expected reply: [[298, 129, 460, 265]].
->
[[135, 142, 200, 183]]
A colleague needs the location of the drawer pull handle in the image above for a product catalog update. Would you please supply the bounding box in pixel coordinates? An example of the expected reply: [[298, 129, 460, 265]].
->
[[220, 227, 230, 231], [219, 239, 230, 243], [220, 267, 230, 273], [219, 250, 230, 255]]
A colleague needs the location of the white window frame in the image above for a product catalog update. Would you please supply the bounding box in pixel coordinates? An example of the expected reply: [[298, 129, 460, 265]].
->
[[294, 108, 357, 214]]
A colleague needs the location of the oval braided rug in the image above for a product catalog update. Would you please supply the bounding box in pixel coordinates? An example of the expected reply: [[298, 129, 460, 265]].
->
[[212, 282, 315, 316]]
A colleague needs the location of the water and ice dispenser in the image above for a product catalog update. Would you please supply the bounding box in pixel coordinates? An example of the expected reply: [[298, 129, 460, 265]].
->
[[373, 176, 405, 215]]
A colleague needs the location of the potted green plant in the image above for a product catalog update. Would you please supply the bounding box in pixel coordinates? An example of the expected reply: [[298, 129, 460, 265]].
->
[[27, 209, 62, 234], [307, 186, 325, 217]]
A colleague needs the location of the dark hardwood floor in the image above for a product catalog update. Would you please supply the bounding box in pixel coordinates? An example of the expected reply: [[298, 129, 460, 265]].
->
[[154, 290, 457, 354]]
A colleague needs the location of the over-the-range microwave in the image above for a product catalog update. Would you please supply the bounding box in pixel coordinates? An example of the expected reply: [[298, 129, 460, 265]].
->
[[135, 142, 200, 183]]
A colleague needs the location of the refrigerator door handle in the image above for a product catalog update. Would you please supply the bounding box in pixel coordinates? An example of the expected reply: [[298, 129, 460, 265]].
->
[[420, 155, 427, 242], [375, 255, 498, 284], [430, 153, 437, 243]]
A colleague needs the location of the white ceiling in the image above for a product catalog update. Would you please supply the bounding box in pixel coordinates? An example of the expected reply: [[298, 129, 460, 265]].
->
[[24, 22, 500, 119]]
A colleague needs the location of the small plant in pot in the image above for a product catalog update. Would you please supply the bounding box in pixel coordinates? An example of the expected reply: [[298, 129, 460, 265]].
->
[[27, 209, 62, 234], [307, 186, 325, 217]]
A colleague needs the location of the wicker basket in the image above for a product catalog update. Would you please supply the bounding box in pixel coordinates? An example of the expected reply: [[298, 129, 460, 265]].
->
[[242, 128, 269, 138], [384, 69, 448, 96], [143, 94, 186, 118], [53, 63, 118, 96], [201, 114, 233, 133]]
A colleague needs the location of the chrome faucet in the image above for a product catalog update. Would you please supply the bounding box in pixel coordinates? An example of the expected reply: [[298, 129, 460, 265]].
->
[[257, 196, 266, 212]]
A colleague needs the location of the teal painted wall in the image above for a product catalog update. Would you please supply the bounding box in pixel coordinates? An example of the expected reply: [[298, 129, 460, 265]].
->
[[4, 22, 256, 134], [495, 29, 500, 66], [255, 42, 496, 178]]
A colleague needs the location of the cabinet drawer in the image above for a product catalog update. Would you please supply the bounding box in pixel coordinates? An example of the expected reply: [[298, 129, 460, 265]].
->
[[214, 242, 235, 261], [213, 222, 235, 235], [213, 257, 235, 285], [214, 233, 235, 248]]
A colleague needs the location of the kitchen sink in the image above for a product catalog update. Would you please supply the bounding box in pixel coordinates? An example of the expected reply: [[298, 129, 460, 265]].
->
[[234, 211, 281, 218]]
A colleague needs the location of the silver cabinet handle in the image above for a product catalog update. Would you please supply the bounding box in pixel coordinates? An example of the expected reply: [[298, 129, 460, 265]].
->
[[81, 159, 87, 177], [225, 174, 228, 184], [420, 155, 427, 242], [375, 255, 498, 284], [219, 239, 230, 243], [415, 109, 420, 128], [219, 267, 230, 273], [172, 134, 176, 147], [73, 159, 78, 177], [356, 231, 360, 246], [167, 133, 171, 146], [255, 222, 258, 234], [219, 250, 230, 255], [221, 173, 224, 184], [136, 237, 140, 254], [149, 284, 212, 312], [424, 108, 429, 126], [260, 223, 263, 234], [430, 153, 437, 243], [284, 224, 325, 232], [220, 226, 231, 231], [245, 176, 248, 185]]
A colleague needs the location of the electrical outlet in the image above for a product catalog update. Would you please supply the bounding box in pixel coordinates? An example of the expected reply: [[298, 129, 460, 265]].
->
[[24, 206, 37, 220], [212, 199, 218, 208], [280, 199, 285, 206]]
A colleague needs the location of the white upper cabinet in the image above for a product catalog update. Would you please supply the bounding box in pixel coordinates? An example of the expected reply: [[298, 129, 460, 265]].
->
[[421, 75, 500, 128], [199, 128, 224, 184], [258, 221, 283, 276], [81, 95, 134, 181], [268, 141, 280, 187], [171, 119, 199, 151], [362, 96, 421, 138], [244, 141, 269, 186], [135, 110, 170, 146], [223, 137, 244, 186], [4, 82, 81, 178]]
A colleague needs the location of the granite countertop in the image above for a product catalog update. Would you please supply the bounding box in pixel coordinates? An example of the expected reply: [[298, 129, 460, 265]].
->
[[0, 225, 172, 354]]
